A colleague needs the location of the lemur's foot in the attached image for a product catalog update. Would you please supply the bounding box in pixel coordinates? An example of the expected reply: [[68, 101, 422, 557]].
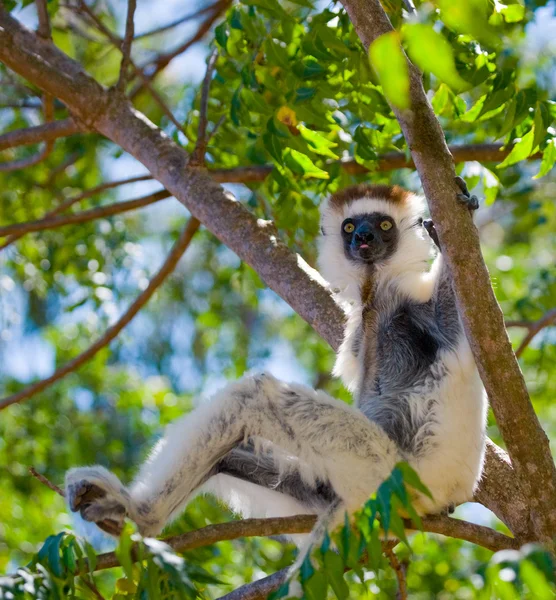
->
[[439, 503, 456, 516], [65, 466, 131, 536], [423, 219, 440, 249], [455, 176, 479, 211]]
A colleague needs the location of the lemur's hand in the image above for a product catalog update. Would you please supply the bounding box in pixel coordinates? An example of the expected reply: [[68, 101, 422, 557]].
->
[[423, 219, 440, 249], [455, 176, 479, 211]]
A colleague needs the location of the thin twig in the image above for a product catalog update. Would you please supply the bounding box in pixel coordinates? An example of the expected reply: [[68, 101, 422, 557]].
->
[[134, 2, 220, 39], [191, 48, 218, 165], [515, 308, 556, 358], [116, 0, 136, 92], [29, 467, 65, 497], [384, 544, 408, 600], [0, 94, 56, 172], [0, 189, 171, 238], [129, 1, 230, 100], [0, 218, 199, 410], [0, 174, 152, 250], [81, 579, 105, 600]]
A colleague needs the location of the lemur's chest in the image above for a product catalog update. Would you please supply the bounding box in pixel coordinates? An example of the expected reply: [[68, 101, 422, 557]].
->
[[358, 300, 440, 393]]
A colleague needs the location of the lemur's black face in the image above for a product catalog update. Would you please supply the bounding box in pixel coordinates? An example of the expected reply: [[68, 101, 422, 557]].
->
[[341, 212, 399, 264]]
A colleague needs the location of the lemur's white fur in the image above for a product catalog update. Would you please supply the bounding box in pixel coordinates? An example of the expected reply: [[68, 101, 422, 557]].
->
[[65, 187, 486, 562]]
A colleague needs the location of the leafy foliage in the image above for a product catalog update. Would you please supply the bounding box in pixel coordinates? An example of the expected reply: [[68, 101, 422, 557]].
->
[[1, 0, 556, 598]]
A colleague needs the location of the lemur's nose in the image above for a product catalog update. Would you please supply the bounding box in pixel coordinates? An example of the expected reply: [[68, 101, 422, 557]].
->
[[355, 224, 373, 244]]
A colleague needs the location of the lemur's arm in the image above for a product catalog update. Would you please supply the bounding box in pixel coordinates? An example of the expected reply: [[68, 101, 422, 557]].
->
[[66, 374, 399, 538], [422, 177, 479, 343]]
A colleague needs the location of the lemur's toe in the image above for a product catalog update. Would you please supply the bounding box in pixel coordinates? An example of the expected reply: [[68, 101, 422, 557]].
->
[[455, 176, 480, 211], [67, 479, 106, 512]]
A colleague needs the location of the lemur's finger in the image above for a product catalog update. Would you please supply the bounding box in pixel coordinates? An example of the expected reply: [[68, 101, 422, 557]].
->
[[457, 193, 480, 211], [455, 176, 470, 196], [423, 219, 440, 249]]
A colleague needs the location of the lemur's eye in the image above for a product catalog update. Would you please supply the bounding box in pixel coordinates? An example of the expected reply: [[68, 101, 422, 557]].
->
[[343, 222, 355, 233], [380, 220, 393, 231]]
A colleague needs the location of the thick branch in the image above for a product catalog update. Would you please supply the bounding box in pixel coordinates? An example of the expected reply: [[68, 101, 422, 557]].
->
[[0, 7, 532, 539], [340, 0, 556, 540], [0, 118, 81, 151], [0, 189, 171, 238], [0, 218, 198, 410]]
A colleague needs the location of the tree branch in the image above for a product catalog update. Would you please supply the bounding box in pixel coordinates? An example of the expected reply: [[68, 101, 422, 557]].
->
[[340, 0, 556, 540], [0, 217, 199, 410], [129, 1, 230, 99], [134, 2, 222, 40], [514, 308, 556, 358], [0, 7, 532, 540], [0, 189, 171, 238], [116, 0, 136, 92], [0, 174, 152, 250], [0, 118, 81, 151], [191, 47, 218, 165]]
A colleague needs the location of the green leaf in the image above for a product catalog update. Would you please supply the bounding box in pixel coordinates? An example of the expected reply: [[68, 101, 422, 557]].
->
[[214, 22, 228, 49], [293, 57, 327, 79], [323, 552, 349, 600], [115, 522, 135, 580], [497, 128, 535, 169], [263, 132, 283, 163], [437, 0, 499, 47], [376, 480, 392, 534], [520, 561, 554, 600], [295, 87, 317, 102], [534, 138, 556, 179], [302, 571, 328, 600], [533, 103, 550, 151], [283, 148, 329, 179], [369, 32, 409, 110], [300, 552, 315, 583], [501, 4, 526, 23], [298, 125, 338, 158], [265, 39, 289, 68], [397, 462, 433, 499], [403, 24, 470, 91]]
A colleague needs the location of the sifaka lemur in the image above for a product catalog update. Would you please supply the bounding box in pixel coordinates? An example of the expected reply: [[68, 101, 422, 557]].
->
[[65, 178, 487, 551]]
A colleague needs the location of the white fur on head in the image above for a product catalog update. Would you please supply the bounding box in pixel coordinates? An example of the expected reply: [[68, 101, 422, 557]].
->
[[317, 185, 434, 305]]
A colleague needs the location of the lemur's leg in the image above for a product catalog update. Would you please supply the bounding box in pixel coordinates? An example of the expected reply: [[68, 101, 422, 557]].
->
[[215, 444, 339, 511], [66, 374, 400, 537]]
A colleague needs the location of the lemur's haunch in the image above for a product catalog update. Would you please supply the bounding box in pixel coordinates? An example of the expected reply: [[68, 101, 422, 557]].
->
[[65, 180, 487, 551]]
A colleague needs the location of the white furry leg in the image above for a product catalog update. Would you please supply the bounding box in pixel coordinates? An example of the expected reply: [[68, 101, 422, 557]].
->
[[66, 373, 400, 537]]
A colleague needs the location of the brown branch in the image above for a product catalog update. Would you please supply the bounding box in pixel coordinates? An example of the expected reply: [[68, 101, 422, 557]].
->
[[129, 1, 230, 100], [29, 466, 65, 497], [206, 143, 542, 183], [36, 0, 51, 39], [515, 308, 556, 358], [191, 48, 218, 165], [0, 174, 152, 250], [0, 189, 171, 238], [0, 218, 199, 410], [340, 0, 556, 541], [384, 545, 408, 600], [134, 2, 221, 40], [116, 0, 136, 92], [0, 118, 81, 151], [218, 568, 289, 600], [0, 7, 532, 539]]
